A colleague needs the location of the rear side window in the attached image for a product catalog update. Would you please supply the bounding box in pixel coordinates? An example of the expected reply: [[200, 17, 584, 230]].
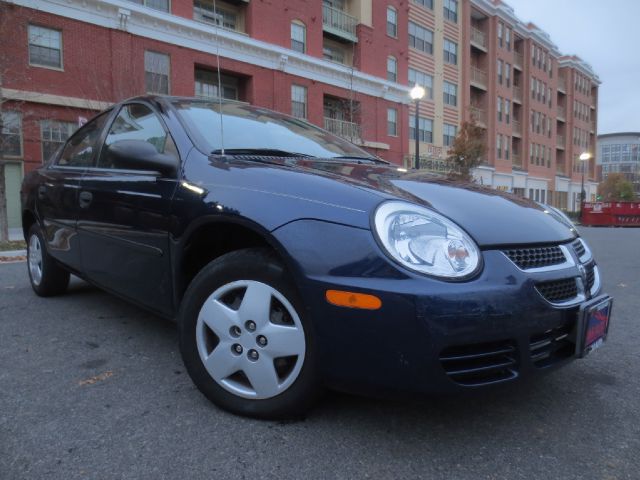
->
[[98, 103, 177, 169], [57, 113, 109, 167]]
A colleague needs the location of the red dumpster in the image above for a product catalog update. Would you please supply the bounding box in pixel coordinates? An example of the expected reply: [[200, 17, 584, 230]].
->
[[581, 202, 640, 226]]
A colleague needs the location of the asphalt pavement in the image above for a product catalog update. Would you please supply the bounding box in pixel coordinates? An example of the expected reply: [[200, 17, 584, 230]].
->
[[1, 227, 639, 480]]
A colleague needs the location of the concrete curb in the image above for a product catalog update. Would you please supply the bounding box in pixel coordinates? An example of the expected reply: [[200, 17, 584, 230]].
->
[[0, 249, 27, 258]]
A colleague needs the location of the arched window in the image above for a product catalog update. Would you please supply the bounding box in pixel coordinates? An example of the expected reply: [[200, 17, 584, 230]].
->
[[291, 20, 306, 53]]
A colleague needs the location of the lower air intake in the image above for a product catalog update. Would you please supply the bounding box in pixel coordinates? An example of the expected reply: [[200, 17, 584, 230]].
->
[[530, 320, 576, 368], [440, 340, 518, 386]]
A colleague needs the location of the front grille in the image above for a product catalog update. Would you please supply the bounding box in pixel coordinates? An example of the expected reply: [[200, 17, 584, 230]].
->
[[572, 239, 586, 258], [585, 264, 595, 291], [535, 278, 578, 303], [440, 340, 518, 386], [530, 319, 577, 367], [503, 245, 566, 269]]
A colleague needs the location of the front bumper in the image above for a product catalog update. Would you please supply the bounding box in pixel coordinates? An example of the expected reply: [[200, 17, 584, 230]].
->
[[272, 220, 609, 395]]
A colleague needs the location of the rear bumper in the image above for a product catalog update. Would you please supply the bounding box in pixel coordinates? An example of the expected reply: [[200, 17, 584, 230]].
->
[[272, 220, 609, 395]]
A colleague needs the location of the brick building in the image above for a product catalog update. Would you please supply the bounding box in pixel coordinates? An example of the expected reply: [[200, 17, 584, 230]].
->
[[0, 0, 601, 235]]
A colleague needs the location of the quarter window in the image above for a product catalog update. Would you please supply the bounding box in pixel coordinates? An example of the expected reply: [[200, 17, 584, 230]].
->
[[28, 25, 62, 69], [0, 111, 23, 158], [58, 113, 109, 167], [40, 120, 75, 161], [291, 85, 307, 119], [144, 51, 170, 94]]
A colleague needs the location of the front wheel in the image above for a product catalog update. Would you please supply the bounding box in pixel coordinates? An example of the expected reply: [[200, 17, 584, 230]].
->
[[178, 248, 320, 419], [27, 223, 70, 297]]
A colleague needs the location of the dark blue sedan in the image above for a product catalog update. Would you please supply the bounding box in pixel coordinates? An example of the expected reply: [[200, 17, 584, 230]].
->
[[21, 96, 612, 418]]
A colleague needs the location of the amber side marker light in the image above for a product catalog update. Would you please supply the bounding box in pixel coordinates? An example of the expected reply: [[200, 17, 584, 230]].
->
[[325, 290, 382, 310]]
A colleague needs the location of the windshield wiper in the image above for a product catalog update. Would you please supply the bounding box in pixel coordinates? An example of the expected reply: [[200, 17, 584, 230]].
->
[[330, 155, 389, 165], [211, 148, 315, 158]]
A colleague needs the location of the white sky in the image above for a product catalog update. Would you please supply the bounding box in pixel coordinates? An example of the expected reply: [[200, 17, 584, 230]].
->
[[504, 0, 640, 134]]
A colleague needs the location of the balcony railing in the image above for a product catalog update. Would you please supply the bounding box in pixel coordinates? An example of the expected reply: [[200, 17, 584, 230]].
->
[[322, 4, 358, 42], [514, 52, 523, 68], [470, 106, 486, 124], [471, 66, 487, 88], [557, 105, 566, 119], [513, 119, 521, 135], [513, 86, 522, 102], [324, 117, 361, 141], [471, 27, 486, 49]]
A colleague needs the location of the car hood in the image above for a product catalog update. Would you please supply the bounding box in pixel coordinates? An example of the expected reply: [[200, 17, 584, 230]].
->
[[274, 158, 578, 247]]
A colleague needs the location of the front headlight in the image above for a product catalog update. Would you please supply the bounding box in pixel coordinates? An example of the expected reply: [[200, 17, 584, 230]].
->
[[373, 201, 481, 279]]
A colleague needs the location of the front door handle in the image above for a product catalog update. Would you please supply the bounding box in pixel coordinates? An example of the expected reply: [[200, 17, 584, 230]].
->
[[79, 191, 93, 209]]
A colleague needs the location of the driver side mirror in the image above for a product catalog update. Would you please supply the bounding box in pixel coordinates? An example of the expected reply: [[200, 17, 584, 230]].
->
[[104, 140, 178, 177]]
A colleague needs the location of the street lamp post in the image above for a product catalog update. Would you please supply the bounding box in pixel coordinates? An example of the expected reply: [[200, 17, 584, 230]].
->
[[410, 84, 426, 169], [579, 152, 591, 220]]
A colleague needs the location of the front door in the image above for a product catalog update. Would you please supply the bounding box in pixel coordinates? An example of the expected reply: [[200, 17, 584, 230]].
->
[[77, 102, 180, 316]]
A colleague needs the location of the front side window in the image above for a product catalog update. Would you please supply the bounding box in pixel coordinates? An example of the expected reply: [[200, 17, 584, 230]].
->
[[443, 0, 457, 23], [409, 22, 433, 55], [387, 7, 398, 37], [291, 21, 306, 53], [387, 108, 397, 136], [443, 81, 457, 107], [28, 25, 62, 69], [99, 103, 176, 169], [145, 51, 170, 94], [41, 120, 75, 161], [387, 56, 397, 82], [58, 113, 109, 167], [443, 39, 457, 65], [291, 85, 307, 119], [0, 111, 23, 158]]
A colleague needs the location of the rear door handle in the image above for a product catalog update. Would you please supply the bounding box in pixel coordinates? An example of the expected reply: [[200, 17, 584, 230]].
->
[[79, 191, 93, 209]]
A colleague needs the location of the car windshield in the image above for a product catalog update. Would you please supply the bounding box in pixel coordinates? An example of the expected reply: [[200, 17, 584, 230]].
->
[[171, 100, 376, 159]]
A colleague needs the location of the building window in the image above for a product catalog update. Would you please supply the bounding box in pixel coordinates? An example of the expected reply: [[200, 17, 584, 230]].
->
[[28, 25, 62, 69], [408, 68, 434, 99], [497, 59, 503, 84], [409, 116, 433, 143], [443, 0, 457, 22], [443, 39, 457, 65], [504, 99, 510, 124], [443, 123, 457, 147], [387, 108, 397, 136], [497, 97, 502, 122], [193, 0, 238, 30], [505, 27, 511, 51], [505, 136, 510, 160], [413, 0, 433, 9], [387, 56, 398, 82], [291, 85, 307, 119], [443, 81, 457, 107], [195, 68, 239, 100], [0, 111, 23, 158], [133, 0, 170, 12], [323, 44, 346, 64], [497, 134, 502, 159], [40, 120, 75, 161], [291, 21, 306, 53], [505, 63, 511, 87], [144, 51, 170, 94], [409, 22, 433, 55], [387, 7, 398, 38], [497, 22, 503, 48]]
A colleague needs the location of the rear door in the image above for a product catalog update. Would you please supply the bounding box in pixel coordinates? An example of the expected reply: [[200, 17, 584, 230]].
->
[[77, 102, 180, 316], [36, 113, 110, 272]]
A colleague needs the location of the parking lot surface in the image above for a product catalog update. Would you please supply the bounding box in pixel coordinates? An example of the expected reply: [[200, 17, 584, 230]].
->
[[1, 227, 639, 480]]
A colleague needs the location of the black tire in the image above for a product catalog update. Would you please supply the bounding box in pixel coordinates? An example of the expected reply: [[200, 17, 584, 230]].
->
[[178, 248, 320, 419], [26, 223, 70, 297]]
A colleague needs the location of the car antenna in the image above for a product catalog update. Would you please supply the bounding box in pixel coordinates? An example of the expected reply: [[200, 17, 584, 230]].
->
[[213, 0, 225, 155]]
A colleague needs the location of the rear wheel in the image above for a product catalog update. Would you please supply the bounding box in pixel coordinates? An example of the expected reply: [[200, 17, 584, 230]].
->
[[27, 224, 70, 296], [179, 248, 320, 419]]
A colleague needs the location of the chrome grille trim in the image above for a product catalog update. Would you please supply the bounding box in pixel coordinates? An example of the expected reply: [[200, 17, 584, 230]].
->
[[501, 244, 575, 273]]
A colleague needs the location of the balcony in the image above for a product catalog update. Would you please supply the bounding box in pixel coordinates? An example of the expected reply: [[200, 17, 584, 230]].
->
[[558, 77, 566, 93], [470, 66, 487, 90], [324, 117, 361, 141], [513, 52, 523, 70], [556, 134, 565, 150], [512, 119, 522, 137], [512, 153, 522, 168], [322, 4, 358, 43], [470, 27, 487, 50], [556, 163, 567, 176], [513, 86, 522, 103], [557, 105, 566, 121], [470, 106, 486, 126]]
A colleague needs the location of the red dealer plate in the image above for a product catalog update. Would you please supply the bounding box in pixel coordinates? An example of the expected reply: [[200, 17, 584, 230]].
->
[[579, 296, 613, 357]]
